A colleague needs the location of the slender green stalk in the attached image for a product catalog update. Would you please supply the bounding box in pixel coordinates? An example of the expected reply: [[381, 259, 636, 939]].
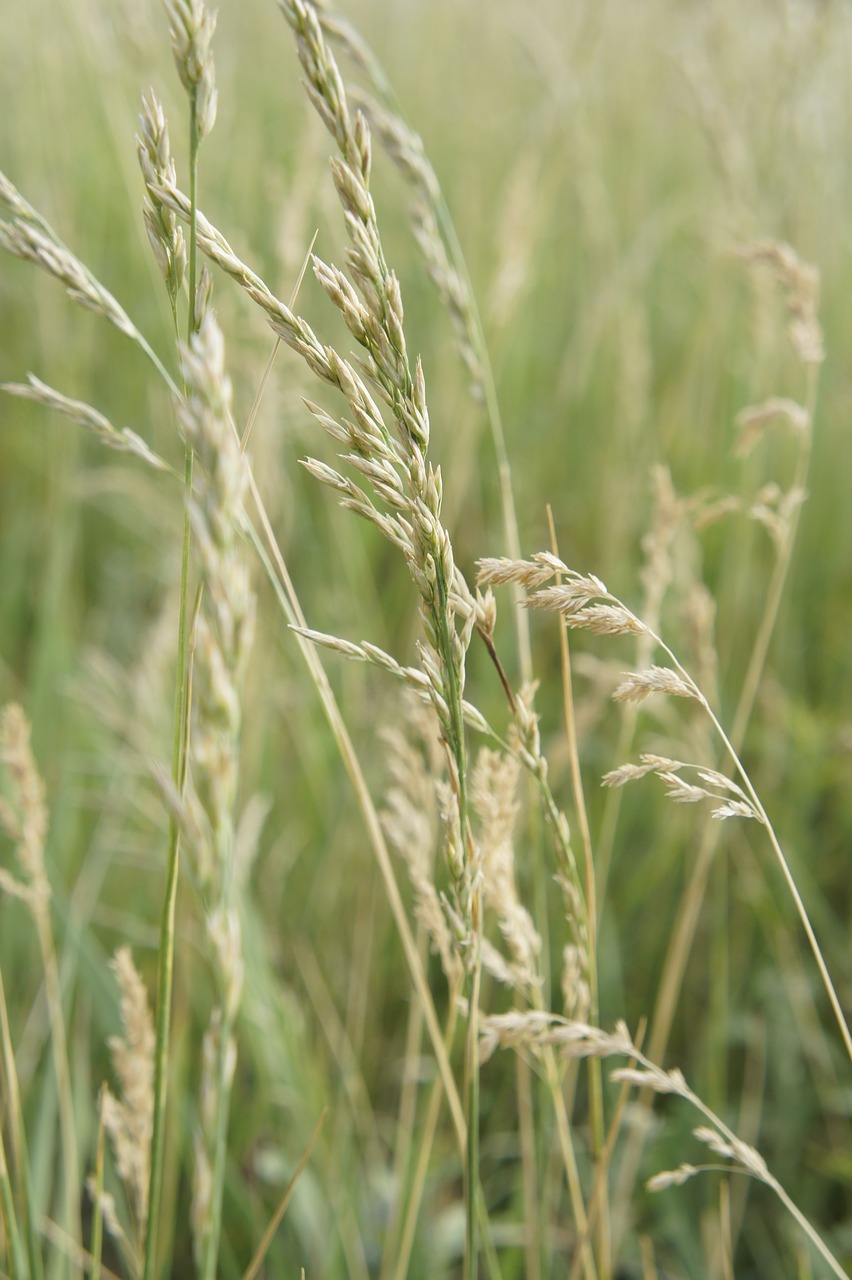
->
[[240, 511, 466, 1148], [143, 15, 210, 1261], [390, 987, 461, 1280], [0, 1119, 26, 1280], [464, 927, 481, 1280], [241, 1109, 327, 1280], [142, 433, 193, 1280], [0, 972, 43, 1280], [379, 927, 431, 1280], [547, 510, 608, 1270], [648, 360, 819, 1074], [90, 1098, 106, 1280], [699, 685, 852, 1064], [33, 909, 81, 1279]]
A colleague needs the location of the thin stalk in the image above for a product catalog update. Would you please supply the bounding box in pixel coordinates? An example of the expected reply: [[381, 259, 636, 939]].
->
[[643, 1046, 848, 1280], [547, 507, 607, 1274], [731, 364, 817, 750], [240, 512, 466, 1148], [516, 1051, 541, 1280], [142, 437, 192, 1280], [702, 692, 852, 1064], [426, 154, 532, 686], [32, 909, 80, 1279], [464, 921, 482, 1280], [0, 1119, 26, 1280], [646, 362, 818, 1069], [143, 91, 201, 1280], [391, 990, 461, 1280], [546, 1052, 597, 1280], [569, 1022, 649, 1280], [649, 623, 852, 1062], [241, 1109, 326, 1280], [379, 931, 429, 1280], [0, 971, 44, 1280], [431, 559, 479, 1280], [90, 1098, 106, 1280], [610, 360, 823, 1248]]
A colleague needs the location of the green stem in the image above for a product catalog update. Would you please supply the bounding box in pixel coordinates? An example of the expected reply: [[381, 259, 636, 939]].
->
[[142, 437, 193, 1280], [464, 924, 482, 1280], [143, 90, 200, 1280], [431, 564, 481, 1278], [0, 1122, 27, 1280]]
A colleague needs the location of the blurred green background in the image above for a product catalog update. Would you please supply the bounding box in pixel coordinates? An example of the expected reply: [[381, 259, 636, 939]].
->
[[2, 1, 852, 1276]]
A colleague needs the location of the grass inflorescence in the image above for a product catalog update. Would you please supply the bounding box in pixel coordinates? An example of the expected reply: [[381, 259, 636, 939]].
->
[[1, 1, 852, 1278]]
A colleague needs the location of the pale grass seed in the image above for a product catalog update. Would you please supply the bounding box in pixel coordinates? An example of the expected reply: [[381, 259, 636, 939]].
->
[[103, 947, 155, 1230], [0, 702, 49, 911]]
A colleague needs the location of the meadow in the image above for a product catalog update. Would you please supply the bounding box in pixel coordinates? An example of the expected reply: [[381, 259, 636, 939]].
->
[[1, 1, 852, 1277]]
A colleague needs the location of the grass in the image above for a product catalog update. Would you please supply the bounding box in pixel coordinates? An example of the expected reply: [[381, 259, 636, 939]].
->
[[2, 0, 852, 1277]]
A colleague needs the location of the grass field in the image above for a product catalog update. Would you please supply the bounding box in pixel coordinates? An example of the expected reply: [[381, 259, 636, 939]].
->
[[2, 1, 852, 1277]]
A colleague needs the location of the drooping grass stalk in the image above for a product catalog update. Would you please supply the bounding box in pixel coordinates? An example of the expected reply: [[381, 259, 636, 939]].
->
[[485, 1014, 848, 1280], [510, 553, 852, 1064], [0, 172, 179, 396], [688, 671, 852, 1064], [605, 266, 824, 1241], [646, 304, 821, 1083]]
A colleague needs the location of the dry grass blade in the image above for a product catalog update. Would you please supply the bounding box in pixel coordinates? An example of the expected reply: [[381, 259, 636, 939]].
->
[[241, 1109, 327, 1280]]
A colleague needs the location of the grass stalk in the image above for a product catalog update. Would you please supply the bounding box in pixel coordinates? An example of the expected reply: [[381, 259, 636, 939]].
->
[[89, 1096, 106, 1280], [378, 929, 429, 1280], [390, 988, 461, 1280], [0, 1107, 26, 1280], [633, 290, 823, 1116], [239, 511, 466, 1148], [142, 435, 192, 1280], [32, 907, 81, 1279], [515, 1051, 541, 1280], [0, 972, 43, 1280], [143, 73, 203, 1280], [546, 510, 608, 1265], [240, 1109, 327, 1280], [463, 926, 482, 1280]]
